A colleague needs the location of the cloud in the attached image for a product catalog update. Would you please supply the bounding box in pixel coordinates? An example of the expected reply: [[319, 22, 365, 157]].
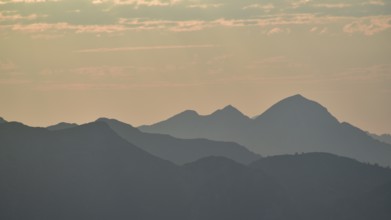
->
[[343, 16, 391, 35], [362, 0, 385, 6], [313, 3, 352, 9], [75, 44, 219, 53], [243, 3, 274, 12], [1, 0, 390, 36], [93, 0, 181, 7], [187, 3, 223, 9], [0, 12, 43, 22]]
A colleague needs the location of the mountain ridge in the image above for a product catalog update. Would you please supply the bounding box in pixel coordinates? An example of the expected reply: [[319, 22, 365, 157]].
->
[[96, 117, 260, 165], [140, 94, 391, 166]]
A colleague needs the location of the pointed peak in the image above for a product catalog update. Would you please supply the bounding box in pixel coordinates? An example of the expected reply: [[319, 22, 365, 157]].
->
[[211, 105, 245, 117], [222, 104, 238, 112], [285, 94, 310, 102]]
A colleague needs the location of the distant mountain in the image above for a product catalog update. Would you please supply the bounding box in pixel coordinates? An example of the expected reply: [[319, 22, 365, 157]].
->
[[140, 94, 391, 166], [250, 153, 391, 220], [0, 122, 293, 220], [370, 133, 391, 145], [47, 122, 78, 131], [0, 117, 7, 124], [139, 105, 253, 142], [96, 118, 260, 165]]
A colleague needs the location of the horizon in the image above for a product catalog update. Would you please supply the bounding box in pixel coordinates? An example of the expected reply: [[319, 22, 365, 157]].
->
[[1, 0, 390, 134], [1, 93, 390, 135]]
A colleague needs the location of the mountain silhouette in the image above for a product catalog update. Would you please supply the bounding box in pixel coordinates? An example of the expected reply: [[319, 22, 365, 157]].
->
[[0, 122, 295, 220], [140, 94, 391, 166], [47, 122, 78, 131], [370, 133, 391, 145], [0, 122, 187, 220], [96, 118, 260, 165], [250, 153, 391, 220], [139, 105, 253, 142], [0, 117, 7, 124], [183, 156, 299, 220]]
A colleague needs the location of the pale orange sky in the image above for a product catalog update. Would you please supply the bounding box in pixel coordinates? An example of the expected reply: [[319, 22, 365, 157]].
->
[[0, 0, 390, 134]]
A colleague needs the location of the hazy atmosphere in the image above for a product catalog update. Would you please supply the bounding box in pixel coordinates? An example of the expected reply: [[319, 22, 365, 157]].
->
[[1, 0, 390, 134]]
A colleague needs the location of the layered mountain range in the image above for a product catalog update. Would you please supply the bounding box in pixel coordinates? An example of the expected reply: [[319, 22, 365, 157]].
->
[[0, 121, 390, 219], [140, 94, 391, 166], [1, 94, 390, 219]]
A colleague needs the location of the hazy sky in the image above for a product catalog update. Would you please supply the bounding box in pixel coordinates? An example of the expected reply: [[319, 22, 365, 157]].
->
[[0, 0, 390, 134]]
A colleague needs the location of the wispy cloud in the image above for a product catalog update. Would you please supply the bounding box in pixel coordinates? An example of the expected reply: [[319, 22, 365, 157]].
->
[[75, 44, 219, 53], [343, 16, 391, 35]]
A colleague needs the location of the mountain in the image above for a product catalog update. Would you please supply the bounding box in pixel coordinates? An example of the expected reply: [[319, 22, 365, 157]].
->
[[343, 181, 391, 220], [370, 133, 391, 145], [0, 121, 187, 220], [47, 122, 78, 131], [96, 118, 260, 165], [0, 122, 294, 220], [183, 156, 299, 220], [250, 153, 391, 220], [0, 117, 7, 124], [140, 94, 391, 166], [139, 105, 253, 142]]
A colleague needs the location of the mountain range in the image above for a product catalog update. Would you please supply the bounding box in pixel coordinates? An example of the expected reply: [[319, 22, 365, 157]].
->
[[0, 121, 295, 220], [95, 118, 260, 165], [1, 121, 390, 219], [140, 94, 391, 167], [45, 118, 260, 165]]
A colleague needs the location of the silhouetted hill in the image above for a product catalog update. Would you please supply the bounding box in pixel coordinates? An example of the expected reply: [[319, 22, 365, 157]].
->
[[183, 156, 299, 220], [0, 122, 299, 220], [96, 118, 260, 165], [139, 105, 253, 142], [370, 133, 391, 145], [0, 117, 7, 124], [0, 122, 187, 220], [140, 94, 391, 166], [250, 153, 391, 220], [47, 122, 78, 131]]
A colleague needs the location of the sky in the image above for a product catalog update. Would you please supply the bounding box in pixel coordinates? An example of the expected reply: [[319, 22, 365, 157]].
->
[[0, 0, 390, 134]]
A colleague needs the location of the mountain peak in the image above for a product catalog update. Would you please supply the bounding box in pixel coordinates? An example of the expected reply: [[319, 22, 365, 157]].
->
[[210, 105, 246, 119], [255, 94, 340, 126]]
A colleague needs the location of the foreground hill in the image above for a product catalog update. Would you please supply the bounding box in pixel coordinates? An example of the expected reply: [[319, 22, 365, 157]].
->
[[250, 153, 391, 220], [140, 94, 391, 166], [0, 122, 291, 220], [96, 118, 260, 165]]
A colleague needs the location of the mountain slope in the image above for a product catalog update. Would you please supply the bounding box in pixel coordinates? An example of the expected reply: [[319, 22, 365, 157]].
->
[[370, 133, 391, 145], [0, 122, 187, 220], [0, 122, 294, 220], [0, 117, 7, 124], [97, 118, 260, 165], [250, 153, 391, 220], [140, 94, 391, 166], [47, 122, 78, 131], [183, 156, 299, 220]]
